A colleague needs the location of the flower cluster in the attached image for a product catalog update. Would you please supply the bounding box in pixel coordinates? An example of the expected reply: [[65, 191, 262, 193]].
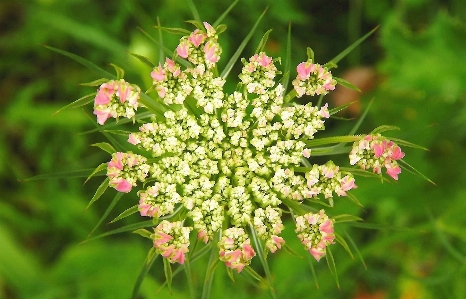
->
[[295, 210, 335, 261], [88, 21, 409, 273], [292, 60, 337, 97], [349, 134, 405, 180], [305, 161, 357, 206], [93, 79, 141, 125], [152, 220, 192, 264], [218, 227, 256, 272], [107, 152, 149, 193]]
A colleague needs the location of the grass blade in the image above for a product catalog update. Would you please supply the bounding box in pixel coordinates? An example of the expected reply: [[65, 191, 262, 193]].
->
[[109, 205, 139, 223], [52, 93, 96, 115], [132, 248, 158, 299], [85, 177, 109, 210], [22, 168, 100, 181], [328, 26, 379, 65], [325, 247, 340, 288], [220, 8, 268, 79], [87, 192, 124, 238], [43, 45, 115, 79], [213, 0, 240, 27]]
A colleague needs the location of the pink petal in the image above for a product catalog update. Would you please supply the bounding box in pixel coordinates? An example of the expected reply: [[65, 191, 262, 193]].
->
[[115, 179, 132, 193], [151, 64, 165, 81]]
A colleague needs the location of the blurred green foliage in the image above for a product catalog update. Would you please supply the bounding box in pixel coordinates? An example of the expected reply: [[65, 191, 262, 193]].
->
[[1, 0, 466, 298]]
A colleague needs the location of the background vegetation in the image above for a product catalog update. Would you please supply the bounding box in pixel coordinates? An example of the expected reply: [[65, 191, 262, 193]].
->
[[1, 0, 466, 298]]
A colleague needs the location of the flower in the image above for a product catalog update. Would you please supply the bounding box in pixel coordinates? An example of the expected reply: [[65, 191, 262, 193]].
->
[[107, 152, 149, 193], [295, 210, 335, 261], [218, 227, 256, 272], [152, 220, 192, 264], [349, 134, 405, 180], [292, 60, 336, 97], [93, 79, 141, 125], [83, 21, 413, 271]]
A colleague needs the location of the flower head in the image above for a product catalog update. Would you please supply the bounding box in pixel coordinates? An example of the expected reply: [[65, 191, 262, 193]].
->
[[218, 227, 256, 272], [107, 152, 149, 193], [295, 210, 335, 261], [292, 60, 336, 97], [93, 79, 141, 125], [152, 220, 192, 264], [349, 134, 405, 180]]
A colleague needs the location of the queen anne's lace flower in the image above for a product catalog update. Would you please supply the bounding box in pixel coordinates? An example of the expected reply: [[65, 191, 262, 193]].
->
[[91, 21, 409, 270], [93, 79, 141, 125], [295, 210, 335, 261], [292, 60, 336, 97], [218, 227, 256, 273], [107, 152, 149, 193], [152, 220, 192, 264], [349, 134, 405, 180]]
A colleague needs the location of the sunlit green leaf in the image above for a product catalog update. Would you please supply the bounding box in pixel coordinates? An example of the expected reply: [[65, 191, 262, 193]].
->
[[255, 29, 273, 53], [91, 142, 116, 155], [109, 63, 124, 79], [85, 163, 107, 183], [127, 51, 156, 68], [110, 205, 139, 223], [213, 0, 240, 27], [43, 45, 115, 79], [220, 8, 267, 79], [332, 214, 363, 223], [335, 233, 354, 259], [335, 77, 361, 92], [325, 247, 340, 288], [87, 192, 124, 238], [163, 257, 173, 293], [132, 228, 152, 239], [85, 178, 109, 211], [131, 249, 158, 299], [328, 26, 379, 64], [152, 26, 191, 35]]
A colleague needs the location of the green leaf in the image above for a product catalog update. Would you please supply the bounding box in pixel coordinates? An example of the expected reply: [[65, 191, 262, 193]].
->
[[344, 231, 366, 269], [255, 29, 273, 53], [332, 214, 363, 223], [243, 266, 265, 282], [328, 26, 379, 65], [334, 233, 354, 259], [185, 0, 201, 23], [345, 192, 363, 207], [335, 77, 361, 92], [220, 8, 268, 79], [305, 136, 362, 147], [202, 241, 219, 299], [306, 256, 320, 289], [215, 24, 227, 35], [137, 27, 192, 68], [325, 247, 340, 288], [87, 191, 124, 238], [152, 26, 192, 35], [85, 162, 107, 183], [132, 249, 158, 299], [79, 111, 154, 135], [109, 63, 125, 79], [282, 23, 292, 92], [132, 228, 152, 239], [385, 137, 429, 151], [91, 142, 116, 155], [43, 45, 115, 79], [398, 159, 435, 185], [79, 79, 108, 87], [52, 93, 96, 115], [339, 167, 390, 181], [184, 257, 196, 299], [21, 168, 100, 181], [185, 20, 204, 30], [81, 220, 154, 243], [85, 178, 109, 210], [225, 266, 235, 283], [371, 125, 400, 134], [163, 257, 173, 294], [249, 225, 276, 299], [110, 205, 139, 223], [283, 244, 303, 258], [127, 51, 156, 68], [213, 0, 239, 27], [306, 47, 315, 61]]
